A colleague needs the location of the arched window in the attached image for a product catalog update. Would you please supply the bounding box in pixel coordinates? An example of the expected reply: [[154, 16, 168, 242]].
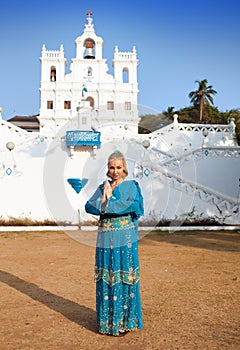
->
[[123, 67, 129, 83], [50, 66, 56, 82], [87, 96, 94, 108]]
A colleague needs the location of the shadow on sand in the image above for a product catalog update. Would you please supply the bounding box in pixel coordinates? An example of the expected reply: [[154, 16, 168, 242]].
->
[[139, 229, 240, 252], [0, 270, 97, 333]]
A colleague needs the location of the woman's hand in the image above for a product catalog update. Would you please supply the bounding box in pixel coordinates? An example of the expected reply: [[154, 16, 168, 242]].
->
[[102, 180, 112, 203]]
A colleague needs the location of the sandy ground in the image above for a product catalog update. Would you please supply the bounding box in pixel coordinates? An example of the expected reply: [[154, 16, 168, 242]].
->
[[0, 229, 239, 350]]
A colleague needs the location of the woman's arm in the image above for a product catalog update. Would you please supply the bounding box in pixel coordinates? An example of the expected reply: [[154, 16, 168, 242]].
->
[[85, 184, 104, 215]]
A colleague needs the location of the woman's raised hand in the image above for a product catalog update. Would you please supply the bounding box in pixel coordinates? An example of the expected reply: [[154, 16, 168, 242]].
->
[[102, 180, 112, 202]]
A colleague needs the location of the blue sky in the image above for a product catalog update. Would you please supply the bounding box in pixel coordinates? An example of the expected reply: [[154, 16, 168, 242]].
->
[[0, 0, 239, 120]]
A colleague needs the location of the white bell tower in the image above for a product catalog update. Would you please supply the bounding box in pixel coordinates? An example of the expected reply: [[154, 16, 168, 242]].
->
[[75, 10, 103, 60], [40, 44, 66, 83], [113, 45, 138, 85]]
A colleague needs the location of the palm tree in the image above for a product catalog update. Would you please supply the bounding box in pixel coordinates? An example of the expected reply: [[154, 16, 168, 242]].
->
[[189, 79, 217, 122], [163, 106, 175, 121]]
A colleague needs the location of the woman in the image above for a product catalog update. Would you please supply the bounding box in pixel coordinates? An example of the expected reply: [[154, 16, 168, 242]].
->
[[85, 151, 144, 336]]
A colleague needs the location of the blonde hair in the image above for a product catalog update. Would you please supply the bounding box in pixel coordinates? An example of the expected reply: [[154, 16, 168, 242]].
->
[[106, 151, 128, 179]]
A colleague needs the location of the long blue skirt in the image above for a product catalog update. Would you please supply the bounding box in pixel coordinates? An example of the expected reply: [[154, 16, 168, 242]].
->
[[95, 216, 143, 335]]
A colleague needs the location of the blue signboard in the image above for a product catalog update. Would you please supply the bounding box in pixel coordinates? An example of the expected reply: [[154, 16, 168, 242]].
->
[[66, 130, 101, 147]]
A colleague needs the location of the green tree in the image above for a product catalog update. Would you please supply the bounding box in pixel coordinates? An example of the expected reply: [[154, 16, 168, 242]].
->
[[163, 106, 175, 121], [189, 79, 217, 122], [177, 106, 199, 123], [138, 113, 171, 134]]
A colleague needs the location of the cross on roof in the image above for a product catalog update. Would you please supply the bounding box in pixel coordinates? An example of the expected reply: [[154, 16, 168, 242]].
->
[[86, 10, 93, 17]]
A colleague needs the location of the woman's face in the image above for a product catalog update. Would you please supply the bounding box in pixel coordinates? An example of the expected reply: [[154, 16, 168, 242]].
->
[[108, 159, 124, 181]]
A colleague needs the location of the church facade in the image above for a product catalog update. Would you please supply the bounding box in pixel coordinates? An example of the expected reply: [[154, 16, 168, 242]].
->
[[39, 11, 139, 136]]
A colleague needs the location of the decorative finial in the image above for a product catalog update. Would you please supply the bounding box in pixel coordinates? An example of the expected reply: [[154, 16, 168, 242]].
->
[[85, 10, 94, 30], [86, 10, 93, 17]]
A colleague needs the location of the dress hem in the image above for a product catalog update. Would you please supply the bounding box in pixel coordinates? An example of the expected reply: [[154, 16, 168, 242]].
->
[[98, 326, 143, 336]]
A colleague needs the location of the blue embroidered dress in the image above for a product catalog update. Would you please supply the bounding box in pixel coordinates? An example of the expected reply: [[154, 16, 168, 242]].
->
[[85, 180, 144, 335]]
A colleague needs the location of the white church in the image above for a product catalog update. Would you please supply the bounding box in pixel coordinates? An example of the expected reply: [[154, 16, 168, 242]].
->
[[0, 12, 239, 228]]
